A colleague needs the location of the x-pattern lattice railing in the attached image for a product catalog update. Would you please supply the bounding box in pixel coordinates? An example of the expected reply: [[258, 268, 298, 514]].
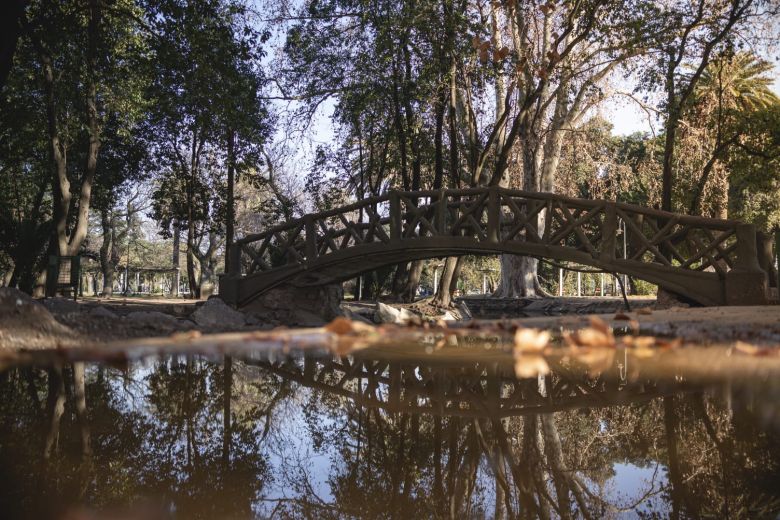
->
[[228, 187, 746, 280]]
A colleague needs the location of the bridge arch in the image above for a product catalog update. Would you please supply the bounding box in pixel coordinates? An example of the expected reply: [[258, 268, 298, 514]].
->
[[220, 188, 768, 307]]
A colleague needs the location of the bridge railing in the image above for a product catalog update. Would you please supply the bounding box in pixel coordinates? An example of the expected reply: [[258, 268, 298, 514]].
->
[[227, 187, 751, 281]]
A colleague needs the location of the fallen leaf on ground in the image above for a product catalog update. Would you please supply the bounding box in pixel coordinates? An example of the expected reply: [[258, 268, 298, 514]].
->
[[513, 328, 550, 353], [734, 341, 764, 356], [637, 308, 653, 315], [324, 317, 374, 335], [564, 323, 615, 348]]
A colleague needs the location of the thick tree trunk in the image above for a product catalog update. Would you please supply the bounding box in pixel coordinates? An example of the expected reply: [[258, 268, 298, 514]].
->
[[432, 256, 459, 307], [401, 260, 423, 302], [390, 262, 409, 300], [496, 119, 544, 297]]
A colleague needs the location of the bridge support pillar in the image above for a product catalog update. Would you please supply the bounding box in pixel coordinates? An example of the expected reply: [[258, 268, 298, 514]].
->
[[724, 224, 768, 305]]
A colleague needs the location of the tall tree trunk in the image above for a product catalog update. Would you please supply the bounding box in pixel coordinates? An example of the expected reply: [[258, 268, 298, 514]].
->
[[225, 128, 236, 271], [172, 222, 180, 296], [99, 209, 114, 296], [187, 224, 198, 298]]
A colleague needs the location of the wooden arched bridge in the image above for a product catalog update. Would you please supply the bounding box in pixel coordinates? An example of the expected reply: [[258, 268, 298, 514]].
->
[[221, 188, 769, 306]]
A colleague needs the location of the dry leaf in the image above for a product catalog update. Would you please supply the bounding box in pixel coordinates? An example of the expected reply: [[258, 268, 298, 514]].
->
[[637, 308, 653, 315], [513, 328, 550, 353], [324, 317, 374, 335], [734, 341, 761, 355], [514, 355, 550, 378]]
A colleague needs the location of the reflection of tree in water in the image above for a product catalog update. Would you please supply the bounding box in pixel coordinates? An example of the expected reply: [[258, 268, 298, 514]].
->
[[0, 357, 287, 520], [258, 355, 780, 519], [1, 353, 780, 519]]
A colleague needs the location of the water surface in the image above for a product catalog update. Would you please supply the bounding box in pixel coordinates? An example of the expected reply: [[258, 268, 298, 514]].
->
[[1, 341, 779, 519]]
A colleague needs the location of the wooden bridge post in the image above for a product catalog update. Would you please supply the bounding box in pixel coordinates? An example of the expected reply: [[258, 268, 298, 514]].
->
[[725, 223, 768, 305], [390, 192, 402, 242], [599, 202, 617, 263], [435, 189, 448, 235], [487, 186, 500, 243], [228, 244, 241, 276], [304, 215, 318, 262]]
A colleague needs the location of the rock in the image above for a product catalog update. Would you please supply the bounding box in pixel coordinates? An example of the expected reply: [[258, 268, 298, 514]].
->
[[342, 307, 374, 325], [373, 302, 420, 324], [242, 283, 344, 326], [125, 311, 178, 325], [440, 311, 456, 321], [190, 298, 246, 329], [89, 305, 118, 319], [0, 287, 79, 349], [0, 287, 38, 315], [42, 297, 80, 315]]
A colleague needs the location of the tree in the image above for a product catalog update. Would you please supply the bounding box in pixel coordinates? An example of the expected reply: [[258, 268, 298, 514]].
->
[[643, 0, 772, 212], [145, 0, 269, 298]]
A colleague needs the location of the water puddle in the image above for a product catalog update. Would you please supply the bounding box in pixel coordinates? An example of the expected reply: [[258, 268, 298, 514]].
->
[[1, 337, 779, 519]]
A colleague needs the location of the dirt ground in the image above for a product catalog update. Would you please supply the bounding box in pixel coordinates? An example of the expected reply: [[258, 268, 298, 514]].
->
[[2, 287, 779, 352]]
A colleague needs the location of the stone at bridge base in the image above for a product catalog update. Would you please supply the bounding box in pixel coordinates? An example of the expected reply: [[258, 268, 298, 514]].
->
[[724, 269, 768, 306], [241, 283, 344, 327]]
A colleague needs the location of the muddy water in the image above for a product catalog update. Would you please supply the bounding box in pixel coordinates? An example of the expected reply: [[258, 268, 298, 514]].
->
[[1, 341, 779, 519]]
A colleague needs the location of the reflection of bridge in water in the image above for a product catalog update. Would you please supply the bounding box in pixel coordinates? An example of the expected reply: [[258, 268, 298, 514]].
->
[[253, 350, 687, 418], [221, 187, 771, 307]]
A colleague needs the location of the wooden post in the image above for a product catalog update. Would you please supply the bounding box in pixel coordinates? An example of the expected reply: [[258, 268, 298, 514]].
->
[[487, 186, 499, 243], [600, 203, 617, 262], [435, 189, 448, 235], [577, 272, 581, 297], [734, 224, 761, 271], [304, 215, 318, 262], [600, 273, 605, 296], [390, 192, 401, 242], [228, 245, 241, 276], [725, 223, 768, 304]]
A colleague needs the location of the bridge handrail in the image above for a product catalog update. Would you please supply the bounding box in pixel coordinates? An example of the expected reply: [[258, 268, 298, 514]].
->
[[234, 187, 740, 246]]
